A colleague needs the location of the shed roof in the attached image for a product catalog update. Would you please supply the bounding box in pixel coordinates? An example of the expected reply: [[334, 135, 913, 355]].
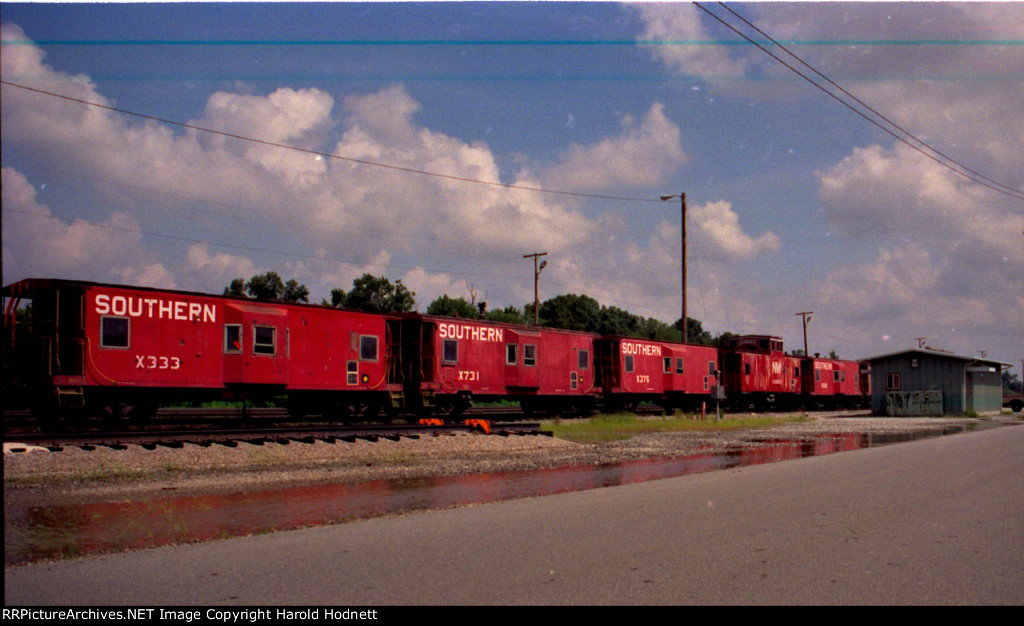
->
[[863, 347, 1010, 369]]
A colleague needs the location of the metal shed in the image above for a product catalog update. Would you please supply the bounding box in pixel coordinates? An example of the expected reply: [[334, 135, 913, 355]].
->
[[863, 348, 1008, 416]]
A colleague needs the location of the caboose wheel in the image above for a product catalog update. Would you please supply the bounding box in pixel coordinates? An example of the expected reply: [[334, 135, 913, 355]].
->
[[286, 403, 309, 421], [362, 402, 382, 420], [91, 403, 127, 426], [127, 403, 156, 425]]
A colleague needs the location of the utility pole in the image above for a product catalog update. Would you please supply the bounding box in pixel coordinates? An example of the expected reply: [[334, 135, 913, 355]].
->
[[523, 252, 548, 325], [795, 311, 813, 356], [659, 192, 687, 342]]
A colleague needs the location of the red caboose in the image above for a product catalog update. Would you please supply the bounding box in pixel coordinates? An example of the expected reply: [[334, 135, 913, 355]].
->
[[800, 357, 863, 408], [595, 337, 720, 411], [396, 315, 599, 415], [275, 303, 402, 419], [2, 279, 402, 423], [720, 335, 802, 409]]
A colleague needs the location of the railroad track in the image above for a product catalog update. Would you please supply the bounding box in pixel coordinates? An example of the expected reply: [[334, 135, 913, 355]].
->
[[3, 419, 549, 452], [3, 404, 526, 434]]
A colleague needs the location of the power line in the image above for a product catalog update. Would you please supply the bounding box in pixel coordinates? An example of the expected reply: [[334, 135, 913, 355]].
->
[[13, 159, 538, 262], [714, 2, 1023, 200], [693, 2, 1024, 202], [5, 206, 695, 322], [0, 80, 661, 205], [3, 207, 526, 282]]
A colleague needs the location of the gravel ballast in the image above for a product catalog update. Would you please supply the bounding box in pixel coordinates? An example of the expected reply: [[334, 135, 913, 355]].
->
[[4, 414, 1003, 508]]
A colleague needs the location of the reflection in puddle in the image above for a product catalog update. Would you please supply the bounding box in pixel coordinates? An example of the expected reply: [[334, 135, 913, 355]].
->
[[7, 426, 974, 564]]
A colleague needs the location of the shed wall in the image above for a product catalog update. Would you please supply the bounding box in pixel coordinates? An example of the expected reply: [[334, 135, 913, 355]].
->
[[870, 355, 965, 415], [966, 368, 1002, 414]]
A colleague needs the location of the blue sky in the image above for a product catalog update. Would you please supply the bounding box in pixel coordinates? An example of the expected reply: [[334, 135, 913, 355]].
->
[[2, 2, 1022, 368]]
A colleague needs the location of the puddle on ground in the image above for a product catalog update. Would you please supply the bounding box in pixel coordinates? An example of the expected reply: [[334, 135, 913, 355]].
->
[[6, 425, 975, 564]]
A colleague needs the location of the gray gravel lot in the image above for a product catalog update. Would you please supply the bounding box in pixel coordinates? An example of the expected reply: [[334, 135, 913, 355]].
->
[[4, 413, 1002, 510]]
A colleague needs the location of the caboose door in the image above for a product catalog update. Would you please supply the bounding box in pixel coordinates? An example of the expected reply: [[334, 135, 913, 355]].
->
[[504, 330, 540, 389], [223, 303, 289, 388]]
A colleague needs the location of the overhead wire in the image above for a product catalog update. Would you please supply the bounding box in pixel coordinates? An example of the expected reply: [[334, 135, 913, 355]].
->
[[0, 80, 662, 205], [692, 2, 1024, 202], [11, 159, 538, 262], [4, 206, 528, 282], [7, 205, 686, 321], [0, 79, 678, 317], [713, 2, 1023, 200], [6, 14, 1019, 340]]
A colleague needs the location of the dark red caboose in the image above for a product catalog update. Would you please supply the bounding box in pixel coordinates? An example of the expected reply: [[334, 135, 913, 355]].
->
[[397, 315, 599, 415], [2, 279, 402, 422], [800, 357, 865, 408], [595, 337, 720, 411], [720, 335, 803, 409]]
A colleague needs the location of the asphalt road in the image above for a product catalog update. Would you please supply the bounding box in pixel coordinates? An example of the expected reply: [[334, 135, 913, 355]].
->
[[6, 424, 1023, 605]]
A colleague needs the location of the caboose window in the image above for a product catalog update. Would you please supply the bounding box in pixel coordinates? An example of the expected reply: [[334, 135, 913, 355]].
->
[[570, 371, 578, 390], [706, 360, 714, 375], [625, 355, 634, 373], [524, 344, 536, 367], [506, 344, 517, 365], [443, 339, 458, 364], [663, 357, 672, 373], [834, 371, 841, 383], [253, 326, 276, 355], [578, 350, 589, 370], [100, 316, 129, 348], [360, 335, 379, 361], [678, 358, 686, 375], [224, 325, 242, 354]]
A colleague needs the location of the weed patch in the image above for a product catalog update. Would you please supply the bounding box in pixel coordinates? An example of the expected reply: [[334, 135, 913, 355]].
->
[[542, 412, 810, 443]]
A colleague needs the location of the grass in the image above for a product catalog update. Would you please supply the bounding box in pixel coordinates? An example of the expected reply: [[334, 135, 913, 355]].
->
[[541, 412, 811, 443]]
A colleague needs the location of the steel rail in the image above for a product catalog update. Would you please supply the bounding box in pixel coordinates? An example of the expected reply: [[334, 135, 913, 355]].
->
[[4, 421, 548, 452]]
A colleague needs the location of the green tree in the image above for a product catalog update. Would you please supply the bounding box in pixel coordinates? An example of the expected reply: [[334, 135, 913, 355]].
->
[[596, 306, 642, 336], [484, 305, 528, 325], [538, 294, 601, 331], [224, 278, 246, 298], [639, 317, 683, 342], [246, 272, 286, 300], [327, 287, 347, 308], [675, 317, 714, 345], [224, 272, 309, 303], [335, 274, 416, 313], [283, 279, 310, 304], [427, 295, 480, 318]]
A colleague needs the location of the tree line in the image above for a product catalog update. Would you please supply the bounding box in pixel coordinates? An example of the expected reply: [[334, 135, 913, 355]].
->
[[224, 271, 737, 345]]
